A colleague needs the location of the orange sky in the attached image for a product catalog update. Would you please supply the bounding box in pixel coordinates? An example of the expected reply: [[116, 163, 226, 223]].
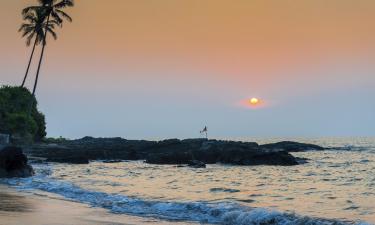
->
[[2, 1, 374, 88], [1, 1, 374, 138]]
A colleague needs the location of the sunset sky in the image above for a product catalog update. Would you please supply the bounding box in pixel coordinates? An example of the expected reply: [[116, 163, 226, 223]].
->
[[1, 0, 374, 138]]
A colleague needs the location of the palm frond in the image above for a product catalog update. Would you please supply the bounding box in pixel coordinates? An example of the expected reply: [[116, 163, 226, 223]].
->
[[26, 32, 36, 46], [36, 29, 45, 43], [48, 20, 60, 26], [22, 6, 41, 16], [20, 0, 72, 46], [21, 27, 35, 37], [19, 23, 31, 32], [46, 27, 58, 40], [54, 0, 74, 9], [50, 11, 63, 24], [55, 9, 72, 22], [23, 14, 37, 23]]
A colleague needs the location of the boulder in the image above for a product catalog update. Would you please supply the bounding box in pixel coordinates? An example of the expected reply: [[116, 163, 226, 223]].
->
[[0, 146, 34, 178]]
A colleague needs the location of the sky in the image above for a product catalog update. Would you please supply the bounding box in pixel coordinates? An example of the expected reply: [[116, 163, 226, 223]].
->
[[0, 0, 374, 139]]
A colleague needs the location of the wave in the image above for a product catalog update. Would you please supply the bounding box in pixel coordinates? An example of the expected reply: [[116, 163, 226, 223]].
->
[[325, 145, 375, 152], [2, 164, 372, 225]]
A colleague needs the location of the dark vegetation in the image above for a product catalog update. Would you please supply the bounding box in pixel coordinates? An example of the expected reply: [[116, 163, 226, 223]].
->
[[0, 86, 46, 143]]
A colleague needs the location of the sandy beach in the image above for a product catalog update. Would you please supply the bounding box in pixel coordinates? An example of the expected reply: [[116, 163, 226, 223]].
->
[[0, 184, 195, 225]]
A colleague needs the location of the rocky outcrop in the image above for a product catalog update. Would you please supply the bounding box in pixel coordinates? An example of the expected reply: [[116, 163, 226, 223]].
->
[[260, 141, 324, 152], [0, 146, 34, 178], [145, 140, 298, 166], [26, 137, 154, 162], [25, 138, 324, 166]]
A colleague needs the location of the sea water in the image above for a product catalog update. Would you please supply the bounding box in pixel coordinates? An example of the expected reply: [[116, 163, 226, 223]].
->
[[2, 137, 375, 224]]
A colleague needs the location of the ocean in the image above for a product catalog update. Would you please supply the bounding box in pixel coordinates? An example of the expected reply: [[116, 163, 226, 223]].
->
[[2, 137, 375, 225]]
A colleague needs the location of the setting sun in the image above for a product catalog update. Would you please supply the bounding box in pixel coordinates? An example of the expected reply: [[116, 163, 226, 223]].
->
[[237, 97, 265, 109], [250, 98, 259, 105]]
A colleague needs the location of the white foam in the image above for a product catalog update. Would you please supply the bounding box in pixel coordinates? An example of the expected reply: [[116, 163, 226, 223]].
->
[[3, 164, 372, 225]]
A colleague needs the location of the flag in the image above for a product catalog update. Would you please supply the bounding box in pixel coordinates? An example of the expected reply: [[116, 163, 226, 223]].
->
[[200, 126, 207, 133]]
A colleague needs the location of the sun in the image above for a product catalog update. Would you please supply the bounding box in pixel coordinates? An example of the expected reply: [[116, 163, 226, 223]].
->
[[250, 98, 259, 105], [237, 97, 264, 109]]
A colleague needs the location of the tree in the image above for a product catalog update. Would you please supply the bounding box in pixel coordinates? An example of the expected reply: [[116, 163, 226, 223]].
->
[[22, 0, 74, 114], [19, 8, 59, 88], [0, 86, 46, 143]]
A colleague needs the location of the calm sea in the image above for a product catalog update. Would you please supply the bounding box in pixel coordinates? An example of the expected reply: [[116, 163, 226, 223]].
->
[[3, 137, 375, 225]]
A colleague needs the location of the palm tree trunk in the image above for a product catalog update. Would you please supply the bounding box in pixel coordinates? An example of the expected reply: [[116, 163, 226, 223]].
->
[[28, 14, 50, 116], [21, 38, 38, 88], [31, 41, 46, 96], [32, 17, 49, 96]]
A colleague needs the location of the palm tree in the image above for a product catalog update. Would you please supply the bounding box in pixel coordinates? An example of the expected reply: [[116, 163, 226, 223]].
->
[[19, 8, 58, 88], [23, 0, 74, 26], [22, 0, 73, 114]]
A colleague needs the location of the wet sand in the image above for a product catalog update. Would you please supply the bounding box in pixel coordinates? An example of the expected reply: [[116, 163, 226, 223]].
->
[[0, 185, 195, 225]]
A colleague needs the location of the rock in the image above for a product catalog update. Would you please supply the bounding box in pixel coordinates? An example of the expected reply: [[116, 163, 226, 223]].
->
[[47, 156, 89, 164], [146, 152, 192, 164], [26, 138, 322, 166], [26, 138, 154, 161], [188, 160, 206, 168], [28, 156, 47, 164], [0, 134, 10, 145], [0, 146, 34, 178], [103, 159, 123, 163], [260, 141, 324, 152], [146, 140, 298, 166]]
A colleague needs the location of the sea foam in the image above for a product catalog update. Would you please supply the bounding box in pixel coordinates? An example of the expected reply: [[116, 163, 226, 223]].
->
[[3, 163, 371, 225]]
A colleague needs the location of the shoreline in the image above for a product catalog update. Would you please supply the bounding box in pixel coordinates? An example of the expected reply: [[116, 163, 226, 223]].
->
[[2, 137, 374, 225], [0, 184, 196, 225]]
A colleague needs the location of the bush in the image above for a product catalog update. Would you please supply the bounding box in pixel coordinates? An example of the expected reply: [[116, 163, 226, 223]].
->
[[0, 86, 46, 143], [43, 136, 69, 144]]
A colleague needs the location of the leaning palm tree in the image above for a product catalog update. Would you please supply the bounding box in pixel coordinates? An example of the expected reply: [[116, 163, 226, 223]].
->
[[22, 0, 73, 114], [19, 8, 58, 88], [23, 0, 74, 97]]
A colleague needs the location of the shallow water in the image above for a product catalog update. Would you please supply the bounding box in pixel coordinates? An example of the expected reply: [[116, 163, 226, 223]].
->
[[0, 185, 194, 225], [3, 137, 375, 224]]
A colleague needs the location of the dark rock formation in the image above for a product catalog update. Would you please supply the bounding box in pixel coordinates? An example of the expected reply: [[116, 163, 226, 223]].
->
[[23, 137, 324, 166], [146, 152, 192, 164], [0, 146, 34, 178], [47, 156, 89, 164], [188, 160, 206, 168], [145, 140, 298, 166], [103, 160, 123, 163], [260, 141, 324, 152], [26, 137, 155, 162]]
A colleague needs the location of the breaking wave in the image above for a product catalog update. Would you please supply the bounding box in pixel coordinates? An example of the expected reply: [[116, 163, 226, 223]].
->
[[3, 164, 371, 225]]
